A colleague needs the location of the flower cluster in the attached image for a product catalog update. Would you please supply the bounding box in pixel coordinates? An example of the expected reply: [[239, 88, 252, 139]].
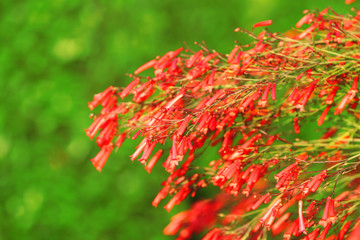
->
[[86, 6, 360, 240]]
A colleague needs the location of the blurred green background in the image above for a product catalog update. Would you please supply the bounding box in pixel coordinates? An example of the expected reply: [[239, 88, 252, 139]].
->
[[1, 0, 357, 239]]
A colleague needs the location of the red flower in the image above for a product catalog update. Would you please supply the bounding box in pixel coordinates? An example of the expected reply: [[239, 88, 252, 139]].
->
[[90, 144, 113, 172], [253, 20, 273, 28]]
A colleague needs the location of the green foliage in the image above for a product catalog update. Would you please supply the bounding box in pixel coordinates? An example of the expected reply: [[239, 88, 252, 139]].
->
[[0, 0, 356, 239]]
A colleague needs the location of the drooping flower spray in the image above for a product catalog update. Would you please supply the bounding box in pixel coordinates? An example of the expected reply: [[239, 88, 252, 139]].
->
[[86, 4, 360, 240]]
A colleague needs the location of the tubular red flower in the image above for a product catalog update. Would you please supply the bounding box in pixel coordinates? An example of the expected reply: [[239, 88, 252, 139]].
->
[[90, 144, 113, 172], [303, 170, 327, 195], [288, 87, 299, 103], [320, 196, 331, 227], [169, 47, 184, 59], [318, 105, 331, 126], [139, 140, 157, 165], [88, 86, 115, 110], [163, 211, 188, 236], [271, 83, 277, 100], [152, 185, 170, 207], [351, 76, 359, 90], [130, 138, 147, 161], [205, 90, 226, 107], [275, 162, 298, 180], [203, 228, 221, 240], [296, 80, 317, 111], [208, 69, 217, 86], [317, 223, 332, 240], [298, 200, 306, 234], [272, 212, 291, 235], [258, 83, 272, 107], [293, 118, 300, 134], [177, 115, 192, 137], [164, 89, 185, 109], [296, 13, 314, 28], [306, 201, 316, 215], [259, 199, 281, 224], [239, 91, 261, 112], [85, 115, 106, 140], [251, 193, 271, 210], [345, 0, 357, 5], [297, 24, 316, 39], [334, 94, 351, 115], [120, 79, 140, 99], [186, 50, 203, 68], [144, 149, 163, 173], [305, 228, 320, 240], [227, 46, 240, 63], [115, 133, 127, 148], [325, 86, 339, 104], [134, 59, 157, 75], [338, 221, 351, 240], [253, 20, 273, 28]]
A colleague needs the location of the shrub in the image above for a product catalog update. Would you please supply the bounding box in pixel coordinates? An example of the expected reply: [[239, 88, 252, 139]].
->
[[86, 5, 360, 240]]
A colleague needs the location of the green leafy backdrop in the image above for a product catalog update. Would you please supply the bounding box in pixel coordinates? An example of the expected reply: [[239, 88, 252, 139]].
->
[[1, 0, 356, 239]]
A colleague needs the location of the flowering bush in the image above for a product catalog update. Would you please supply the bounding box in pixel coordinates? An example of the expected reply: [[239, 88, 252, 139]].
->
[[86, 5, 360, 240]]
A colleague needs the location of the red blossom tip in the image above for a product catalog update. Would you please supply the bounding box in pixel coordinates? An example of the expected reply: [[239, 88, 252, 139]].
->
[[253, 20, 273, 28]]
